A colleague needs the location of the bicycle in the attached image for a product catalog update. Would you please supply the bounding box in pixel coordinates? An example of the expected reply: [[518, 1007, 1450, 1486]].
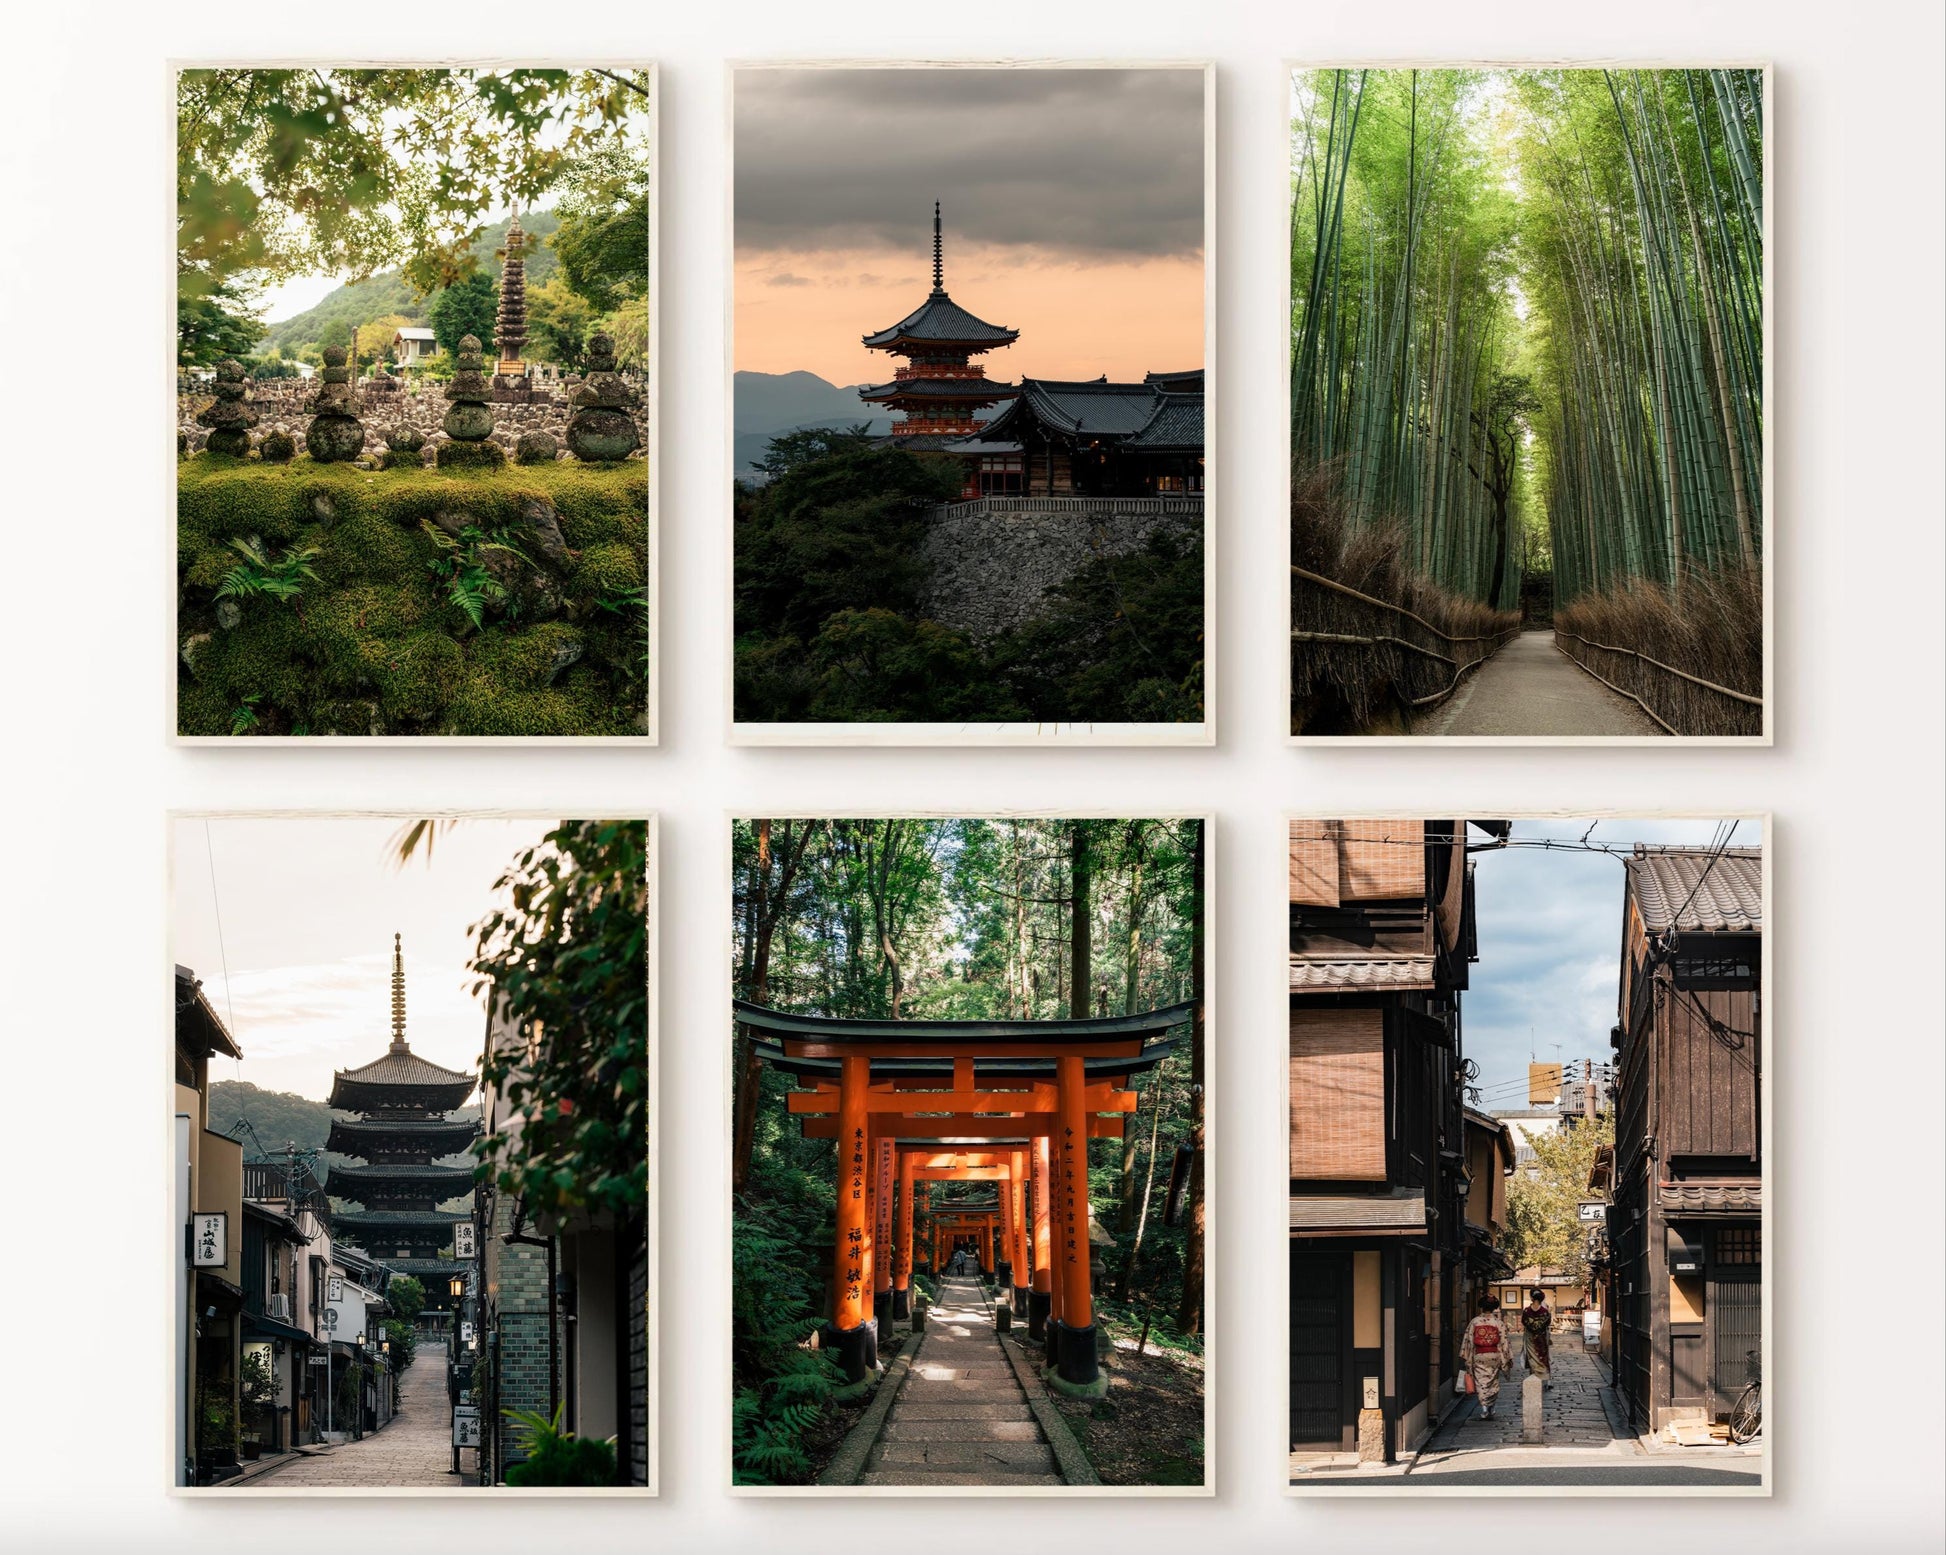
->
[[1728, 1348, 1762, 1443]]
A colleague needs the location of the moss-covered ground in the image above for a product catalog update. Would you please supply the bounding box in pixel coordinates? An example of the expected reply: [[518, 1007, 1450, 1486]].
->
[[178, 454, 649, 737]]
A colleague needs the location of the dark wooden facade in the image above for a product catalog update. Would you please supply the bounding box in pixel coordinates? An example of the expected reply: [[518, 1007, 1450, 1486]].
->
[[1287, 820, 1507, 1463], [1607, 847, 1763, 1432]]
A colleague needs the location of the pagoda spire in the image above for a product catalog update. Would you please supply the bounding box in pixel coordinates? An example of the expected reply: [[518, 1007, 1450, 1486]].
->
[[931, 201, 944, 296], [389, 932, 408, 1054]]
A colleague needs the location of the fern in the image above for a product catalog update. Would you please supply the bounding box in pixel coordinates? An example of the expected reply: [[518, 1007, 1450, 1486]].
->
[[229, 694, 261, 736], [215, 536, 320, 605], [421, 520, 534, 632]]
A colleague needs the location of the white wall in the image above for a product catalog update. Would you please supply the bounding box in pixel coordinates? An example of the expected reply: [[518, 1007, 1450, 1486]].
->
[[4, 1, 1942, 1550]]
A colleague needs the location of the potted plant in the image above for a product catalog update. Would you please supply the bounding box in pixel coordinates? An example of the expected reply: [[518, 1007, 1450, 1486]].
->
[[239, 1351, 274, 1458], [502, 1405, 618, 1487]]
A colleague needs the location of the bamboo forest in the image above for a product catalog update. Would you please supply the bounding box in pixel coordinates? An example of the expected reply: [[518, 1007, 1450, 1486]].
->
[[731, 818, 1206, 1488], [1289, 68, 1766, 738]]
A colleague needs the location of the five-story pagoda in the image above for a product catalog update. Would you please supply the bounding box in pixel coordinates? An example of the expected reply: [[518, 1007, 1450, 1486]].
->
[[326, 935, 479, 1314], [859, 204, 1019, 449]]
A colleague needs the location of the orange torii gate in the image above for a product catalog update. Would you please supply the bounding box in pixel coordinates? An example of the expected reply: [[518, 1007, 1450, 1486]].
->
[[737, 999, 1190, 1395]]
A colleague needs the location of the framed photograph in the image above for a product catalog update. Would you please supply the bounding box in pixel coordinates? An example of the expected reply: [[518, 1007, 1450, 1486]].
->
[[173, 63, 658, 743], [1282, 814, 1769, 1496], [729, 63, 1214, 746], [728, 815, 1212, 1492], [169, 813, 657, 1494], [1285, 65, 1771, 744]]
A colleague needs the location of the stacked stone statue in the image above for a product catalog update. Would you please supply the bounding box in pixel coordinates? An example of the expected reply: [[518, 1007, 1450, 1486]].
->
[[304, 346, 366, 463], [564, 333, 640, 462], [380, 425, 426, 470], [438, 334, 505, 468], [197, 360, 258, 458]]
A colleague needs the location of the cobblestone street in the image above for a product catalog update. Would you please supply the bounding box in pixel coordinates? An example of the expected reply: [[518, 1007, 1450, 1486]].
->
[[242, 1357, 475, 1490], [1428, 1331, 1618, 1452]]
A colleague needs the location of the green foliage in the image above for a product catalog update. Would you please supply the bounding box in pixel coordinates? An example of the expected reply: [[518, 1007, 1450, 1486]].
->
[[469, 821, 649, 1222], [420, 521, 532, 632], [229, 694, 261, 736], [179, 281, 263, 366], [1504, 1114, 1614, 1282], [502, 1405, 618, 1486], [549, 143, 651, 313], [383, 1317, 418, 1369], [732, 1182, 843, 1484], [215, 535, 321, 606], [239, 1350, 275, 1411], [527, 276, 594, 370], [428, 272, 497, 359], [177, 68, 651, 297], [386, 1275, 427, 1322], [177, 460, 648, 736], [734, 441, 1203, 724]]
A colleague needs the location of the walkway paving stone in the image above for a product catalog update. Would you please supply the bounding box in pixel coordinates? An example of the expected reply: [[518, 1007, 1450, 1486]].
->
[[864, 1275, 1065, 1486], [1428, 1329, 1620, 1454], [241, 1354, 474, 1489], [1425, 630, 1661, 736]]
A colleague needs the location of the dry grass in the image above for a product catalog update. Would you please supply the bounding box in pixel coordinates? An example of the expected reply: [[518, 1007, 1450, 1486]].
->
[[1554, 568, 1763, 737], [1291, 461, 1521, 734]]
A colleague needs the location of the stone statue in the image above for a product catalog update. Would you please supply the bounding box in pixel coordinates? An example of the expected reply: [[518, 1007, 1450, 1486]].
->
[[563, 333, 640, 462], [438, 334, 505, 468], [197, 360, 258, 458], [304, 346, 366, 463], [380, 425, 426, 470]]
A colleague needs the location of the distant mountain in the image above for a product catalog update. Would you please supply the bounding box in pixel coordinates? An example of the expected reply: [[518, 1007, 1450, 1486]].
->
[[733, 369, 888, 477], [258, 210, 561, 357]]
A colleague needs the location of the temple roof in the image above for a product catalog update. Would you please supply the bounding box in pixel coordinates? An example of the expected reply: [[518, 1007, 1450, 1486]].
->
[[735, 998, 1194, 1047], [863, 292, 1020, 351], [965, 373, 1203, 448], [858, 377, 1019, 403], [1125, 392, 1205, 451], [751, 1038, 1178, 1083], [327, 1161, 476, 1189]]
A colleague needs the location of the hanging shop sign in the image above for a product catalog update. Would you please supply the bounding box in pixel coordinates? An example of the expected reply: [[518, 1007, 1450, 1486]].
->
[[191, 1212, 228, 1268]]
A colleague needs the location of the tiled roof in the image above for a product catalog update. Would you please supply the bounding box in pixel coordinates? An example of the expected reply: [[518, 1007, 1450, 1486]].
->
[[1014, 378, 1161, 437], [859, 377, 1017, 402], [1289, 1189, 1426, 1234], [327, 1162, 475, 1188], [334, 1048, 475, 1088], [1289, 955, 1436, 991], [1626, 846, 1762, 934], [333, 1209, 469, 1228], [1657, 1181, 1762, 1214], [1124, 393, 1204, 450], [862, 291, 1019, 348]]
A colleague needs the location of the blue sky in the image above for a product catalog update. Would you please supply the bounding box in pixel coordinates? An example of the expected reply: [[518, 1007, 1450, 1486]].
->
[[1463, 817, 1761, 1114]]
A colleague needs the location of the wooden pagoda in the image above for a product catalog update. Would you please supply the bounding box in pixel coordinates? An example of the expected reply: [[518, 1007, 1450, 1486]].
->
[[325, 935, 479, 1312], [738, 998, 1190, 1396], [858, 203, 1019, 451]]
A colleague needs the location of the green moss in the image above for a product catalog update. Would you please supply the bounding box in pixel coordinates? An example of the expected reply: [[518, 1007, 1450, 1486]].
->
[[178, 460, 649, 736]]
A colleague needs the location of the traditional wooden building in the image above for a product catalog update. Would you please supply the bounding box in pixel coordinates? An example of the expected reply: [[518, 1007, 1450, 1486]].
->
[[1286, 819, 1509, 1467], [859, 204, 1019, 451], [1607, 846, 1763, 1433], [956, 370, 1205, 499], [325, 936, 480, 1315]]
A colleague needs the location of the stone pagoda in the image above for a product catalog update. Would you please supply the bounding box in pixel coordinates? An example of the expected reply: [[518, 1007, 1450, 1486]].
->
[[304, 345, 367, 463], [197, 359, 258, 457], [492, 210, 539, 404], [438, 335, 504, 467], [564, 333, 640, 461], [858, 204, 1019, 449], [325, 934, 480, 1314]]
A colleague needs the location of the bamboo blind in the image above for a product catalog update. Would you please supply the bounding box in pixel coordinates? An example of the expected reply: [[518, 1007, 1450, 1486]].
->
[[1340, 819, 1423, 900], [1288, 820, 1340, 906], [1289, 1007, 1386, 1181]]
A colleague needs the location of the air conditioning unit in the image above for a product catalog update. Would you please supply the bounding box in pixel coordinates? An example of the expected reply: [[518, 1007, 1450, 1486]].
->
[[266, 1293, 292, 1323]]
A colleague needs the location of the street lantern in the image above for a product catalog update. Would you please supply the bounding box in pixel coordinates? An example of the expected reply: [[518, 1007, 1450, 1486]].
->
[[449, 1274, 466, 1299]]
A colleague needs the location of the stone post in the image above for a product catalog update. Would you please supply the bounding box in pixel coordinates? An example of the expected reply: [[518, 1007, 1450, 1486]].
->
[[563, 333, 640, 462], [438, 336, 504, 469], [197, 359, 258, 457], [304, 346, 366, 462]]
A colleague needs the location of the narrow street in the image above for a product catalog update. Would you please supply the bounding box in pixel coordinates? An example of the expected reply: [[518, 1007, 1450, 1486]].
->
[[1423, 631, 1661, 737], [241, 1355, 474, 1490]]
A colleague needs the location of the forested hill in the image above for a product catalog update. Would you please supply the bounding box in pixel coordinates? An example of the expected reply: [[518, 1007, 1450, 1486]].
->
[[259, 210, 561, 357], [206, 1079, 481, 1183]]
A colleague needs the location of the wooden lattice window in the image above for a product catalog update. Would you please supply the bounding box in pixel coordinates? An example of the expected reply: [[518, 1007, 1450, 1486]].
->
[[1714, 1226, 1761, 1265]]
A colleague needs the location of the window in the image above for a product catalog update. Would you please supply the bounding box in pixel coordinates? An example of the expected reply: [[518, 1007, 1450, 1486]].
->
[[1714, 1226, 1761, 1265]]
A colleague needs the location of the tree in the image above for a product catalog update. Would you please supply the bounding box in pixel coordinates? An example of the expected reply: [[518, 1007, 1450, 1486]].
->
[[355, 313, 414, 366], [177, 67, 652, 297], [428, 273, 497, 359], [469, 820, 649, 1222], [386, 1274, 427, 1322], [527, 277, 595, 371], [549, 142, 651, 312], [1174, 819, 1206, 1336], [1503, 1113, 1614, 1284], [179, 282, 263, 367], [755, 425, 876, 483]]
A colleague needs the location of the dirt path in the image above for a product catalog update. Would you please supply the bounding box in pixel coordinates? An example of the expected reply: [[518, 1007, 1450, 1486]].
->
[[1423, 631, 1661, 737], [861, 1275, 1063, 1487], [244, 1355, 471, 1489]]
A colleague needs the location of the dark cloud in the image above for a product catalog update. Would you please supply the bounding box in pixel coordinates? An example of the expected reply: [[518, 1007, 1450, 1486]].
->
[[735, 67, 1205, 259], [766, 273, 813, 287]]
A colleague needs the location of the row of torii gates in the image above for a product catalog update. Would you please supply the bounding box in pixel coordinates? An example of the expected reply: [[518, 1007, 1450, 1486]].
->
[[737, 999, 1193, 1394]]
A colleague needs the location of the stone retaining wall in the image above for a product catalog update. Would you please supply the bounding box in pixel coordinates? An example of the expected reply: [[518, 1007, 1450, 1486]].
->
[[918, 499, 1203, 641]]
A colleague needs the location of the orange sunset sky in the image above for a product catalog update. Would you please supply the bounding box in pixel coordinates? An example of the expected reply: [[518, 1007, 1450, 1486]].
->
[[734, 67, 1206, 390]]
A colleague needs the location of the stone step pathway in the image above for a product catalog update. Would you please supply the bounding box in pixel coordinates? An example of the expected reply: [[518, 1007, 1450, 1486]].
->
[[1423, 631, 1661, 737], [860, 1274, 1064, 1487], [243, 1354, 472, 1489], [1425, 1330, 1622, 1456]]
